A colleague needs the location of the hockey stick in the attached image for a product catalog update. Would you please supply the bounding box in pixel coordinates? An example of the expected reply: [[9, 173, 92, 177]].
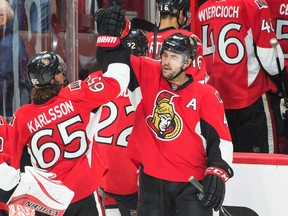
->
[[131, 17, 156, 32], [188, 176, 232, 216], [152, 22, 158, 59], [188, 176, 205, 198], [130, 17, 158, 59], [152, 5, 158, 59]]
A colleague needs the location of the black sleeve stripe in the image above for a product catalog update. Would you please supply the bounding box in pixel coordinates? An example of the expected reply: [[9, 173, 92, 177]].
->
[[200, 118, 233, 177]]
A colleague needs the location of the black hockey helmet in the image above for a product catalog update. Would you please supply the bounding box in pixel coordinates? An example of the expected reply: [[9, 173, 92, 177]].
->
[[122, 29, 148, 56], [27, 51, 67, 87], [156, 0, 190, 17], [160, 33, 197, 61]]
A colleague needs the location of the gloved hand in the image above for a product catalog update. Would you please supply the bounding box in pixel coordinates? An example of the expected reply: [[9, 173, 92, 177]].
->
[[200, 167, 230, 211], [0, 162, 20, 191], [96, 5, 125, 36], [280, 98, 288, 120], [95, 5, 131, 49], [0, 162, 20, 203]]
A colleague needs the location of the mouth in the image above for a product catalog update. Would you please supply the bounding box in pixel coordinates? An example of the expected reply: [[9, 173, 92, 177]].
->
[[162, 65, 171, 72]]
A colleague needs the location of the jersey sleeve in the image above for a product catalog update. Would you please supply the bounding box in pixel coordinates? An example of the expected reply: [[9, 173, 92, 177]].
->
[[244, 1, 285, 75], [8, 112, 29, 170], [130, 55, 161, 84], [0, 116, 12, 165], [200, 85, 233, 175], [245, 1, 288, 95], [266, 0, 288, 68], [60, 63, 130, 109], [0, 116, 19, 203]]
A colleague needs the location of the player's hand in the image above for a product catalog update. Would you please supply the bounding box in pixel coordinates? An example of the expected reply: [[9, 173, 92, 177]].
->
[[95, 5, 131, 49], [280, 98, 288, 120], [96, 5, 126, 36], [200, 167, 229, 211], [0, 162, 20, 191]]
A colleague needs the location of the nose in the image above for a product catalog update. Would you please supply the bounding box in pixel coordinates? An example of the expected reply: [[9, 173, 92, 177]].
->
[[162, 56, 170, 65]]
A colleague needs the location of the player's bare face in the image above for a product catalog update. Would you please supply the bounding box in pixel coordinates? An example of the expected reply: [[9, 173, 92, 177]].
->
[[161, 50, 183, 80]]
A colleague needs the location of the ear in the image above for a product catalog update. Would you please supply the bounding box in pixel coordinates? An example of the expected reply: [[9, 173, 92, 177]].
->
[[183, 58, 192, 70], [54, 72, 63, 84], [178, 10, 185, 25]]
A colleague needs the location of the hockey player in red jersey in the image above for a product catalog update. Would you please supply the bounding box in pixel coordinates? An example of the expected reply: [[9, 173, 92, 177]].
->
[[196, 0, 288, 153], [266, 0, 288, 69], [8, 50, 130, 216], [0, 115, 14, 215], [129, 32, 233, 216], [0, 116, 11, 164], [1, 112, 75, 216], [91, 29, 147, 216], [265, 0, 288, 153], [145, 0, 207, 83], [96, 6, 234, 215]]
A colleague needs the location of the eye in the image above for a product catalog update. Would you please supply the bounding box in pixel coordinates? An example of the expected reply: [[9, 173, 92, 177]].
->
[[171, 56, 178, 61]]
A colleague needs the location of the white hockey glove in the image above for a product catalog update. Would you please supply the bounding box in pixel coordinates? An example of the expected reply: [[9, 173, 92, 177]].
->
[[280, 98, 288, 120], [0, 162, 20, 191], [8, 166, 74, 216]]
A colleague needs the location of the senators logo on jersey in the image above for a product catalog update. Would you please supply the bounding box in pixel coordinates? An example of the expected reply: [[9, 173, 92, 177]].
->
[[146, 91, 182, 140]]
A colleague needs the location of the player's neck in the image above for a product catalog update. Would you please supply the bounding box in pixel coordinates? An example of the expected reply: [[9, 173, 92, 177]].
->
[[159, 18, 179, 30], [169, 73, 189, 86]]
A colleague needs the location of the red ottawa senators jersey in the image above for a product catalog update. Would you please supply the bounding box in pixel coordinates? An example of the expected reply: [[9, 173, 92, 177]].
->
[[9, 64, 129, 203], [0, 115, 11, 211], [196, 0, 286, 109], [146, 27, 207, 83], [266, 0, 288, 68], [0, 115, 12, 165], [127, 55, 233, 182], [88, 71, 139, 195]]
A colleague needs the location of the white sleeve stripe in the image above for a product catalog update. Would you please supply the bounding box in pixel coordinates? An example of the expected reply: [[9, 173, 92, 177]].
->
[[219, 139, 234, 166], [128, 86, 142, 110], [103, 63, 130, 96]]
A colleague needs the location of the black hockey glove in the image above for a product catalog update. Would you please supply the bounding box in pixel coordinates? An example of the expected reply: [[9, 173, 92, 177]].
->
[[200, 167, 230, 211], [268, 67, 288, 120], [95, 5, 131, 49], [96, 5, 125, 37], [279, 67, 288, 120]]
